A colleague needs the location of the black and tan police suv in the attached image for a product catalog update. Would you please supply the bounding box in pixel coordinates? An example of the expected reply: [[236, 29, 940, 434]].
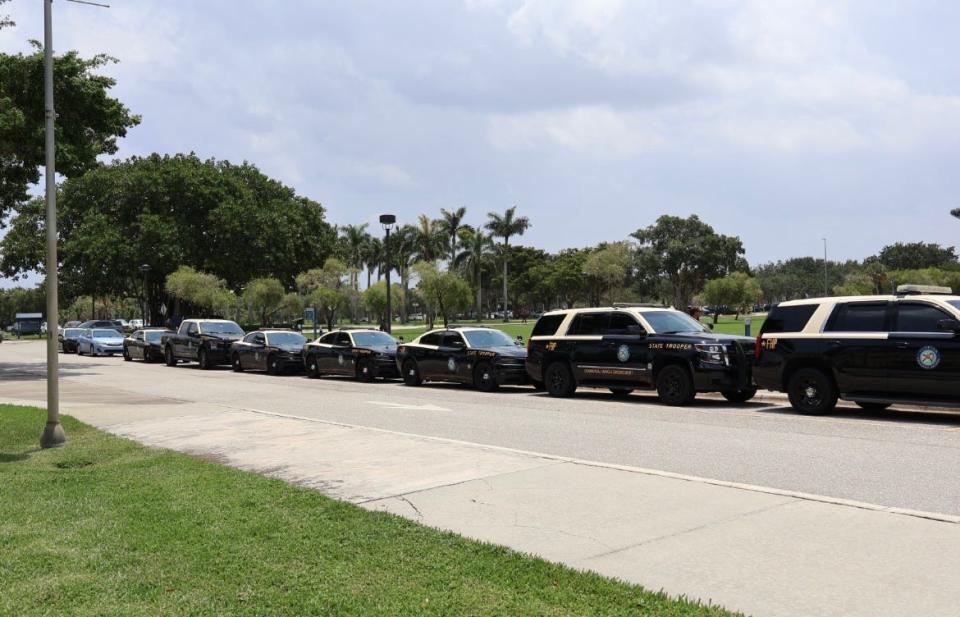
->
[[526, 305, 756, 405], [754, 285, 960, 414]]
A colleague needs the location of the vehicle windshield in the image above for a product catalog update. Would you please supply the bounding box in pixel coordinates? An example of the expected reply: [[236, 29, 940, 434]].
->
[[93, 329, 121, 338], [463, 329, 517, 348], [642, 310, 708, 334], [198, 321, 243, 335], [63, 328, 83, 337], [352, 332, 396, 347], [948, 301, 960, 312], [144, 331, 166, 342], [267, 332, 307, 346]]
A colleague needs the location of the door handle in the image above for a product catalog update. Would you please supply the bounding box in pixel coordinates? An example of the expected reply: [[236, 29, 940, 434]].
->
[[894, 341, 910, 349], [825, 341, 841, 348]]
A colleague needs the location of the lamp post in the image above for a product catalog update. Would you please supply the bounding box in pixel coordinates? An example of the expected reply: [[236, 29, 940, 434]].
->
[[139, 264, 150, 327], [379, 214, 396, 333]]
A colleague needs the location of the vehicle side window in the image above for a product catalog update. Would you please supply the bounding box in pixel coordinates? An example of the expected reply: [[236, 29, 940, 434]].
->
[[243, 333, 257, 344], [569, 312, 609, 335], [253, 333, 266, 345], [442, 333, 465, 348], [532, 314, 565, 337], [605, 312, 642, 335], [336, 333, 351, 346], [187, 322, 199, 335], [762, 304, 818, 334], [420, 332, 442, 346], [319, 332, 338, 345], [825, 302, 889, 332], [895, 302, 951, 333], [135, 332, 143, 341]]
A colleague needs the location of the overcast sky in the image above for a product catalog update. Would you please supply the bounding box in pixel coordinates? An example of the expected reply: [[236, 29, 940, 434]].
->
[[4, 0, 960, 287]]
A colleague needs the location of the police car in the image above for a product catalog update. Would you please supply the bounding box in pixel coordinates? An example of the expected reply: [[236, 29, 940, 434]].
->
[[754, 285, 960, 414], [526, 305, 756, 405], [303, 329, 399, 381], [395, 326, 528, 391]]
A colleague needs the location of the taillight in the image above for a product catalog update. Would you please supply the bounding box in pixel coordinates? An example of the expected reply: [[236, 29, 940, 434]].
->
[[754, 335, 762, 360]]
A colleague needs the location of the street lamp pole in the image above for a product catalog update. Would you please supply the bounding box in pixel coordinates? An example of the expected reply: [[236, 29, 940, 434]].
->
[[822, 238, 828, 297], [39, 0, 64, 449], [379, 214, 396, 334]]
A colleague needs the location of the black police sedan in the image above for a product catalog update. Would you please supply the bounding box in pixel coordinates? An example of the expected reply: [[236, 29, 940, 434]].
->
[[123, 328, 170, 362], [230, 330, 307, 374], [58, 327, 85, 353], [395, 327, 528, 392], [303, 329, 399, 381]]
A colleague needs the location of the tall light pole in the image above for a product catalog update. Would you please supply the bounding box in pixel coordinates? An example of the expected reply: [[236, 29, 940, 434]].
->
[[39, 0, 64, 449], [822, 238, 828, 297], [379, 214, 396, 333]]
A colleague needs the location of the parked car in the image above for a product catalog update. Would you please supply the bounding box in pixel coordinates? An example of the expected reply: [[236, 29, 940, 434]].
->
[[64, 320, 83, 328], [58, 327, 85, 353], [77, 320, 125, 333], [230, 329, 307, 374], [128, 319, 144, 330], [123, 328, 170, 363], [754, 284, 960, 414], [162, 319, 245, 369], [396, 326, 528, 392], [526, 305, 756, 404], [77, 328, 125, 356], [303, 329, 399, 381]]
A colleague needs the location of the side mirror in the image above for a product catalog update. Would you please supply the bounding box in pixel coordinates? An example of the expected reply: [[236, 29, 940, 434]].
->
[[937, 318, 960, 333], [397, 335, 405, 343], [707, 323, 714, 331]]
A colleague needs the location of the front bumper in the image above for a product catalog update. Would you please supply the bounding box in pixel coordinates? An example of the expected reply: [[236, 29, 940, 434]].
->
[[273, 352, 304, 371], [495, 360, 530, 385], [373, 355, 399, 378], [94, 345, 124, 355]]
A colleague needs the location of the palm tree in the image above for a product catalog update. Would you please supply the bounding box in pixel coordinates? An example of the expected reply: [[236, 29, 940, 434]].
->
[[393, 224, 419, 323], [485, 206, 531, 321], [455, 227, 495, 321], [438, 207, 468, 267], [339, 224, 369, 290], [414, 214, 444, 264], [363, 237, 384, 287]]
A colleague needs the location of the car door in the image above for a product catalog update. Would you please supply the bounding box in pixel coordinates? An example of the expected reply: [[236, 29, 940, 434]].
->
[[565, 312, 611, 383], [887, 301, 960, 398], [332, 332, 355, 375], [132, 331, 145, 359], [822, 301, 892, 394], [414, 332, 444, 377], [437, 332, 469, 382], [248, 333, 268, 370], [599, 312, 651, 386], [312, 332, 339, 373]]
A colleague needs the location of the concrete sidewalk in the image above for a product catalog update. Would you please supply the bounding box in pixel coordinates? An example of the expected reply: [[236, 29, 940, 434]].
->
[[19, 396, 956, 617]]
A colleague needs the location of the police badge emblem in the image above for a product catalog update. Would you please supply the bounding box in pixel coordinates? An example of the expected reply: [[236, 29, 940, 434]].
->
[[917, 346, 941, 370], [447, 357, 456, 372], [617, 344, 630, 362]]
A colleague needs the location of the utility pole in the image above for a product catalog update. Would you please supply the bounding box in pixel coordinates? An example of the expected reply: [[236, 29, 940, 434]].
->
[[822, 238, 828, 298]]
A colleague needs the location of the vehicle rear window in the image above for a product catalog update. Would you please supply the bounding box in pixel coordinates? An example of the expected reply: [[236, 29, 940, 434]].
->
[[825, 302, 889, 332], [762, 305, 817, 334], [569, 312, 608, 335], [531, 314, 565, 337]]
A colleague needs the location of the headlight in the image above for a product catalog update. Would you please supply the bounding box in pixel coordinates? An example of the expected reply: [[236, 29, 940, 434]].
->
[[695, 344, 727, 365]]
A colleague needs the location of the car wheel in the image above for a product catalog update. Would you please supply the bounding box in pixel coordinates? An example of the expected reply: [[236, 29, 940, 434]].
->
[[266, 354, 279, 375], [544, 362, 576, 398], [165, 346, 177, 367], [656, 364, 695, 406], [609, 388, 633, 398], [856, 401, 890, 411], [721, 388, 757, 404], [787, 368, 838, 415], [232, 353, 244, 372], [356, 358, 375, 382], [402, 359, 422, 386], [306, 355, 322, 379], [474, 361, 499, 392], [123, 347, 132, 362], [198, 347, 211, 370]]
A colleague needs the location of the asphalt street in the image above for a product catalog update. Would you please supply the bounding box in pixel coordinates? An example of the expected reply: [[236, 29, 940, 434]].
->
[[3, 341, 959, 517]]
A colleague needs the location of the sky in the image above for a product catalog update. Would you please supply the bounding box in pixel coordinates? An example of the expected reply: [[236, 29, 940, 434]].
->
[[3, 0, 960, 289]]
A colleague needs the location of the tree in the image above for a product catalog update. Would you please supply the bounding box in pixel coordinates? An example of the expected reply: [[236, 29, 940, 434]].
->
[[875, 242, 957, 271], [0, 41, 139, 219], [631, 215, 745, 309], [454, 227, 495, 321], [296, 258, 349, 330], [391, 224, 420, 323], [438, 207, 468, 265], [339, 224, 370, 290], [485, 206, 531, 320], [244, 277, 285, 326], [165, 266, 235, 318], [583, 242, 633, 305], [363, 237, 384, 287], [412, 261, 472, 328], [414, 214, 444, 263], [0, 154, 336, 320], [362, 280, 403, 328], [702, 272, 762, 322]]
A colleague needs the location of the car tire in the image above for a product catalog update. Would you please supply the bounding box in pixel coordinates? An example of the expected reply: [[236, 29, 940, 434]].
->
[[609, 388, 633, 398], [123, 347, 132, 362], [198, 347, 211, 370], [474, 361, 499, 392], [266, 354, 279, 375], [721, 388, 757, 404], [656, 364, 695, 406], [544, 362, 576, 398], [402, 359, 423, 386], [787, 368, 838, 415], [232, 353, 244, 372], [356, 358, 375, 382], [306, 355, 322, 379], [165, 346, 177, 367], [856, 401, 891, 411]]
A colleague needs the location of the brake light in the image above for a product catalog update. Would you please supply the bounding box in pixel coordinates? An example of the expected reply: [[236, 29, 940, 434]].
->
[[754, 335, 762, 360]]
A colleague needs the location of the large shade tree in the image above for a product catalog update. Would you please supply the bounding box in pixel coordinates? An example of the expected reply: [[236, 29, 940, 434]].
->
[[485, 206, 530, 321]]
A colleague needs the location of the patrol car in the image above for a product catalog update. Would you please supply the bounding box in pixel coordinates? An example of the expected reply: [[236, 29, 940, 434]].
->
[[230, 329, 307, 374], [303, 329, 399, 381], [754, 285, 960, 414], [526, 305, 756, 405], [395, 326, 528, 391]]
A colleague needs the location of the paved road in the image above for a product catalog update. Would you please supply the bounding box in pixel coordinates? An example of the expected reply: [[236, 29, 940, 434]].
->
[[3, 341, 959, 516]]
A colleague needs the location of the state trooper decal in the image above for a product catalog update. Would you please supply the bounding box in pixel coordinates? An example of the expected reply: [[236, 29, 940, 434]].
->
[[917, 346, 941, 370]]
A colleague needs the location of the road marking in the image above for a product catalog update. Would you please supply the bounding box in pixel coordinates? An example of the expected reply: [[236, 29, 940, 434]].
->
[[235, 406, 960, 525], [367, 400, 452, 412]]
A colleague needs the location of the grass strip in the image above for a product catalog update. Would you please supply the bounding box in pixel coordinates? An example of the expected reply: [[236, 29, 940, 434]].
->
[[0, 404, 738, 616]]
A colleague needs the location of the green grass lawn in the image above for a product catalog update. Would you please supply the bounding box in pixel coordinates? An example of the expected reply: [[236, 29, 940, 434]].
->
[[703, 315, 764, 337], [0, 405, 738, 616]]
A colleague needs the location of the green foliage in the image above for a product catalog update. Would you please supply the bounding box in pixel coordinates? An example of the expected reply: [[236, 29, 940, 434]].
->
[[362, 280, 403, 326], [0, 285, 43, 327], [583, 242, 634, 305], [632, 215, 745, 309], [875, 242, 957, 271], [413, 261, 473, 327], [0, 42, 139, 218], [754, 257, 855, 301], [702, 272, 762, 321], [244, 278, 285, 326], [297, 258, 349, 330], [165, 266, 235, 318], [454, 227, 496, 320], [486, 206, 531, 316]]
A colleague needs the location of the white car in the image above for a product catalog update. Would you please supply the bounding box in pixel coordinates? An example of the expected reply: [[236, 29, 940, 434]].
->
[[77, 328, 125, 356], [129, 319, 144, 330]]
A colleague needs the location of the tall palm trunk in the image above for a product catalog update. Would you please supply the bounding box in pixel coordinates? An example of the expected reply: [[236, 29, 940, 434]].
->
[[501, 240, 509, 322]]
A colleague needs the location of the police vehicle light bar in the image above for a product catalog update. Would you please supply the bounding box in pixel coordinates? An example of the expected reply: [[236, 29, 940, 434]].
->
[[895, 284, 953, 296]]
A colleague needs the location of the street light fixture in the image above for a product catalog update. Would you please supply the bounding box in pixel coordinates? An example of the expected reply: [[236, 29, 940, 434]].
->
[[379, 214, 396, 333]]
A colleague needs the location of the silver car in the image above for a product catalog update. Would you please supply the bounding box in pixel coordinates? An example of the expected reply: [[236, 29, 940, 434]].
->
[[77, 328, 125, 356]]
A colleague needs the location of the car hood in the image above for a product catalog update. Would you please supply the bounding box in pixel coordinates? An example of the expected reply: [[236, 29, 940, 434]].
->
[[202, 333, 242, 342], [91, 337, 124, 343], [656, 332, 755, 346], [277, 345, 304, 353], [477, 345, 528, 359]]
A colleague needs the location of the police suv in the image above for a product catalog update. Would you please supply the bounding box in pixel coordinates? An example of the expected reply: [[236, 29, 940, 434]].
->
[[526, 305, 756, 405], [754, 285, 960, 414]]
